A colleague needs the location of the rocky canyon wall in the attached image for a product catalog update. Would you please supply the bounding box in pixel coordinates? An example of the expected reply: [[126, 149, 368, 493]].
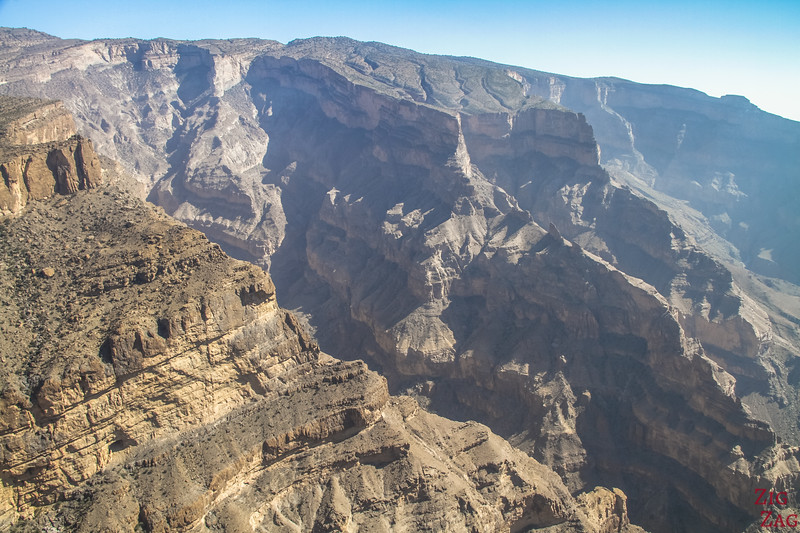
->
[[0, 95, 640, 532], [527, 72, 800, 287], [1, 30, 798, 532], [0, 97, 101, 215]]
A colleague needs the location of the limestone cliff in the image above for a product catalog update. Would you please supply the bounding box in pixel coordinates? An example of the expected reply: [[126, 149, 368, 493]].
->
[[0, 96, 77, 146], [0, 185, 317, 524], [0, 96, 101, 215], [535, 78, 800, 286], [1, 30, 798, 533], [0, 96, 637, 532]]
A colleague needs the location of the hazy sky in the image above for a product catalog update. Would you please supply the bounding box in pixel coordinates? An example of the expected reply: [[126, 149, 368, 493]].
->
[[1, 0, 798, 121]]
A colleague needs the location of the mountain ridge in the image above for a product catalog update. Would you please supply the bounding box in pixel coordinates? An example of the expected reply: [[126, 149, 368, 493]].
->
[[0, 94, 642, 533], [1, 30, 798, 532]]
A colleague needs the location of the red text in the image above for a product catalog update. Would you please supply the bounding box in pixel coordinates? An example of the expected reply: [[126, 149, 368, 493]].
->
[[761, 511, 798, 528], [756, 489, 789, 506]]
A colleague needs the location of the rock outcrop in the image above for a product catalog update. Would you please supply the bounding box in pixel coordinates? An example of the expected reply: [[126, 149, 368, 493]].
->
[[513, 71, 800, 287], [24, 387, 639, 533], [0, 96, 101, 215], [0, 96, 639, 532], [0, 97, 77, 146], [1, 30, 798, 532], [0, 183, 316, 523]]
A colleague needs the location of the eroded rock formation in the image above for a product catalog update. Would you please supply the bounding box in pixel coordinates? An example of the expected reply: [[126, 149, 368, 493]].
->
[[1, 29, 798, 532], [0, 96, 102, 215], [0, 96, 640, 532]]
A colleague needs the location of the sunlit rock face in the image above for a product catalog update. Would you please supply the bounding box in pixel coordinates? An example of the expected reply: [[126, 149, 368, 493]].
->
[[2, 186, 635, 533], [2, 29, 799, 532], [0, 97, 640, 533], [0, 96, 102, 215]]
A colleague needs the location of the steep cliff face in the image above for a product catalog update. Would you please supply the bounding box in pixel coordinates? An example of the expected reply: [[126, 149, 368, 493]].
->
[[0, 185, 318, 522], [1, 188, 633, 533], [0, 97, 637, 533], [0, 96, 102, 215], [456, 103, 783, 431], [0, 97, 77, 145], [521, 74, 800, 287], [32, 388, 638, 533], [1, 30, 798, 532]]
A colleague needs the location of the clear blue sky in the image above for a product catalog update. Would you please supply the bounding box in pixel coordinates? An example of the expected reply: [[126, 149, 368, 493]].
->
[[1, 0, 799, 121]]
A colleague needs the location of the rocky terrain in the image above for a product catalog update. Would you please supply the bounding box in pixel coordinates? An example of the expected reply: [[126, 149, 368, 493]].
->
[[0, 29, 799, 532], [0, 96, 101, 215], [0, 95, 641, 532], [540, 78, 800, 286]]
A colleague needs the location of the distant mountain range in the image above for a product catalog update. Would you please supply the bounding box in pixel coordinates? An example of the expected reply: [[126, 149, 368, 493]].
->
[[1, 27, 798, 532]]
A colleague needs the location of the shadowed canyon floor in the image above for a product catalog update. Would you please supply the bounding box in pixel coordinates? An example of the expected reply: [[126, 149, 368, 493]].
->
[[1, 29, 799, 532], [0, 96, 639, 532]]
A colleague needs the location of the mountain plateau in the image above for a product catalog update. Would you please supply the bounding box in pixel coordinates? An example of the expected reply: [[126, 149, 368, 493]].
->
[[1, 29, 799, 532]]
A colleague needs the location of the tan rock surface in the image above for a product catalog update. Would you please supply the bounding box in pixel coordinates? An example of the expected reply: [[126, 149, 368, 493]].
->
[[36, 391, 641, 533], [0, 93, 637, 531], [1, 31, 798, 532], [0, 96, 102, 215], [0, 187, 314, 522], [0, 184, 641, 533], [0, 96, 76, 146]]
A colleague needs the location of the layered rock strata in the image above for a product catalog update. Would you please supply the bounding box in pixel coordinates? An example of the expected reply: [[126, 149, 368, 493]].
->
[[0, 96, 101, 215], [0, 182, 642, 532], [0, 186, 309, 520], [541, 78, 800, 286], [0, 97, 638, 532], [0, 30, 798, 532], [26, 386, 639, 533]]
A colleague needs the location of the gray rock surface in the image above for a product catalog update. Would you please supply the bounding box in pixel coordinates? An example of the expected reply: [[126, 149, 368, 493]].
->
[[0, 96, 639, 532], [1, 29, 799, 532]]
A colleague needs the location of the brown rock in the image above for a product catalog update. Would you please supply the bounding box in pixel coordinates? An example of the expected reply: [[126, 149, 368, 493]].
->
[[0, 97, 103, 216], [0, 98, 76, 146], [47, 146, 79, 194], [75, 137, 102, 189], [2, 31, 797, 533], [0, 185, 635, 533]]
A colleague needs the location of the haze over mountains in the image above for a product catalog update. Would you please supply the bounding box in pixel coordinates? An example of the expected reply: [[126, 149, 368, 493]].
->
[[1, 27, 799, 532]]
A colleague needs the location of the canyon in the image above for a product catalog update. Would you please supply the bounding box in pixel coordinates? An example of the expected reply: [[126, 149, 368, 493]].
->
[[1, 28, 799, 532], [0, 94, 634, 532]]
